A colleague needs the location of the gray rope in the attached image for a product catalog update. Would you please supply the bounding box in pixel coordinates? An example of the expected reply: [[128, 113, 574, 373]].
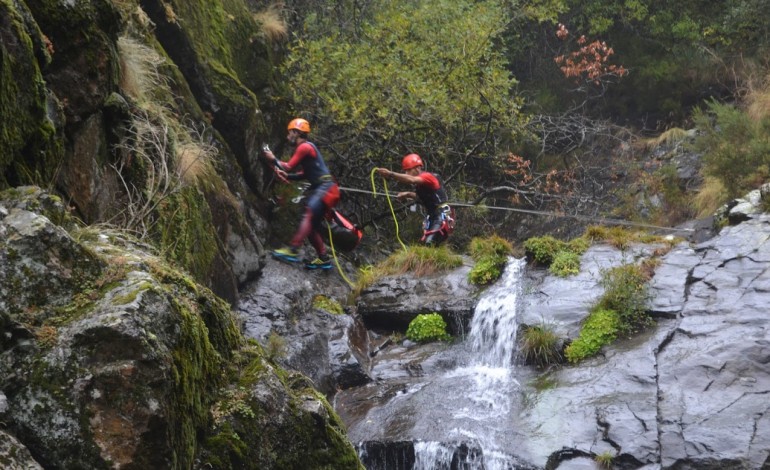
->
[[338, 185, 695, 233]]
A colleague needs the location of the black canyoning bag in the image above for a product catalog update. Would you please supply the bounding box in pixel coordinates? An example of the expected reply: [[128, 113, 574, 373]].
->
[[323, 210, 363, 252]]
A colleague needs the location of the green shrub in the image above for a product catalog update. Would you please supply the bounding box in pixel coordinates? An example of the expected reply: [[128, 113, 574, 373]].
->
[[598, 264, 652, 334], [468, 234, 514, 259], [693, 100, 770, 198], [468, 257, 503, 285], [519, 324, 563, 368], [523, 235, 566, 265], [566, 236, 590, 255], [549, 250, 580, 277], [467, 234, 513, 286], [564, 308, 620, 363], [406, 313, 451, 343], [565, 262, 656, 364]]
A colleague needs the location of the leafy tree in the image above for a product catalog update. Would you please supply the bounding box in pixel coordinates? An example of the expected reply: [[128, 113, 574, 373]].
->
[[282, 0, 525, 191]]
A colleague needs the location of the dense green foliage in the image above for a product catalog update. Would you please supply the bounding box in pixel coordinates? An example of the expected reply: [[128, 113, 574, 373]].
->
[[564, 308, 619, 363], [406, 313, 451, 343], [693, 100, 770, 198], [468, 235, 514, 285], [523, 235, 566, 265], [523, 234, 588, 276], [549, 250, 580, 277], [597, 263, 652, 335], [284, 0, 523, 181], [566, 262, 652, 362]]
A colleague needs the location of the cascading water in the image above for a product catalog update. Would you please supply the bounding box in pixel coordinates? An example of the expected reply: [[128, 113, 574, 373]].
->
[[468, 257, 527, 369], [351, 258, 529, 470]]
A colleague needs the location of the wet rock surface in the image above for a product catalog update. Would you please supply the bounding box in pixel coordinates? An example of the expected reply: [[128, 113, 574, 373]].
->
[[237, 255, 372, 395], [335, 214, 770, 469], [356, 258, 480, 335]]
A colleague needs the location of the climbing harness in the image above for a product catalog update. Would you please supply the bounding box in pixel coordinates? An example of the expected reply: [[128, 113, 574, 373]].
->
[[421, 203, 456, 244]]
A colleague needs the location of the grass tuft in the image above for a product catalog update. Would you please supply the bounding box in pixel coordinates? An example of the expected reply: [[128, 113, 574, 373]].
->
[[642, 127, 690, 150], [519, 323, 563, 367], [254, 3, 288, 44], [693, 176, 729, 218]]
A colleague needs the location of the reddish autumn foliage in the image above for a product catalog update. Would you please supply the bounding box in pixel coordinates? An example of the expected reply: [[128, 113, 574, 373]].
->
[[554, 24, 627, 85]]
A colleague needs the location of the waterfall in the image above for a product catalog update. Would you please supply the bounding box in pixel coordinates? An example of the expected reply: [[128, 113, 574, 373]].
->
[[410, 257, 527, 470], [468, 257, 527, 368], [351, 257, 528, 470]]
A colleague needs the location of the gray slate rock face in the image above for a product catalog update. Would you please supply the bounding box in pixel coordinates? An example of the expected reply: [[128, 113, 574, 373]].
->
[[356, 258, 480, 336], [1, 189, 363, 470], [0, 429, 43, 470], [237, 256, 372, 395], [337, 214, 770, 469]]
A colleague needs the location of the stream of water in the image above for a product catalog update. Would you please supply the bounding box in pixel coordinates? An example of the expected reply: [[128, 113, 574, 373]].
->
[[355, 257, 529, 470]]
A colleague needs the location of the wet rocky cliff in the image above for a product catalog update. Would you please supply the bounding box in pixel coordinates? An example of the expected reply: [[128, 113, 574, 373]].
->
[[1, 0, 287, 305], [328, 188, 770, 470], [0, 187, 362, 469]]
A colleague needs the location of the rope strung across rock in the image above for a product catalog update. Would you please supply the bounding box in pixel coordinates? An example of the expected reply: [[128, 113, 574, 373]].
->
[[339, 185, 695, 233]]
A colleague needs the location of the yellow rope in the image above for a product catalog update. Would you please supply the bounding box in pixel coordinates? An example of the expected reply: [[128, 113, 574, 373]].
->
[[326, 219, 355, 288], [370, 168, 408, 251]]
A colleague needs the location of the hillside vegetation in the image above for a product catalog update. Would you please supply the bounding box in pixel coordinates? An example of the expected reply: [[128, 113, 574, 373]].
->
[[280, 0, 770, 247]]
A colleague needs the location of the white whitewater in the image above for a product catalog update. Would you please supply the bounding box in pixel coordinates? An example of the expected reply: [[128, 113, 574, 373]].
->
[[409, 257, 527, 470]]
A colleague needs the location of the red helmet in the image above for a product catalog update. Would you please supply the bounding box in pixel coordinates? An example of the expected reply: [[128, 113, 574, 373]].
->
[[287, 118, 311, 133], [401, 153, 423, 171]]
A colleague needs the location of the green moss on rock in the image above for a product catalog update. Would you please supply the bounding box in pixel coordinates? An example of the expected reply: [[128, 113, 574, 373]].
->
[[0, 1, 62, 189], [154, 187, 219, 283]]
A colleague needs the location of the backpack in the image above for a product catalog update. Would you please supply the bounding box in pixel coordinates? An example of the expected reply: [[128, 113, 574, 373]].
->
[[324, 210, 363, 252]]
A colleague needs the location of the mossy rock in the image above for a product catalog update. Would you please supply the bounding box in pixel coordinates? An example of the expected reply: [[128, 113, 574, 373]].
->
[[0, 1, 63, 189]]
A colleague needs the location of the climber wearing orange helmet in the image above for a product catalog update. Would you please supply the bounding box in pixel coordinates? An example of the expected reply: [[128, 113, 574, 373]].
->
[[376, 154, 454, 246], [263, 118, 340, 269]]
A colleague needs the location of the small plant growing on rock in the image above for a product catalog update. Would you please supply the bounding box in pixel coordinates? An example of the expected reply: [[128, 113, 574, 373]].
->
[[312, 295, 344, 315], [384, 245, 464, 276], [597, 264, 652, 335], [406, 313, 451, 343], [519, 323, 564, 367], [265, 331, 287, 361], [564, 308, 620, 363], [523, 235, 566, 265], [549, 250, 581, 277], [351, 246, 463, 300], [595, 450, 614, 468], [468, 234, 514, 285]]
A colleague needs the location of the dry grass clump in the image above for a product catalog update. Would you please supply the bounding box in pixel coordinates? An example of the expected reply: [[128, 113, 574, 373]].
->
[[118, 36, 167, 106], [254, 3, 288, 44], [746, 74, 770, 122], [642, 127, 690, 150], [176, 141, 217, 186], [692, 176, 729, 218]]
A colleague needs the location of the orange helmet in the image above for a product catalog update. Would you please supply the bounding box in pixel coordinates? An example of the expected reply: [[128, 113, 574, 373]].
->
[[401, 153, 423, 171], [287, 118, 311, 133]]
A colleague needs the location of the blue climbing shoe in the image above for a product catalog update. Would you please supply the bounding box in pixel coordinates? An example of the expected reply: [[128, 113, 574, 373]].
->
[[272, 246, 300, 263], [305, 256, 332, 270]]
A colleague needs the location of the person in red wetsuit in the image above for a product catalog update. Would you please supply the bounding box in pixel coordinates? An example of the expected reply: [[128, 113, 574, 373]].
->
[[376, 153, 454, 246], [263, 118, 340, 269]]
